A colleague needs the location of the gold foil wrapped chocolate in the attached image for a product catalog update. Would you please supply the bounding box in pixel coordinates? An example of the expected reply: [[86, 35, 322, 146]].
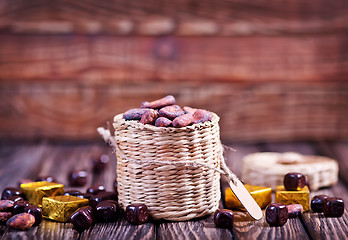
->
[[20, 181, 64, 206], [225, 184, 272, 210], [42, 195, 89, 222], [275, 185, 310, 211]]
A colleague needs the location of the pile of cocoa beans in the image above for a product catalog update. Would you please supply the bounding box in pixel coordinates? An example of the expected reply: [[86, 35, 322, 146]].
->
[[123, 95, 213, 128]]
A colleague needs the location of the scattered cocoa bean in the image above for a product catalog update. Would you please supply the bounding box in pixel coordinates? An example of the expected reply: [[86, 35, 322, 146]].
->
[[0, 200, 14, 212], [0, 212, 12, 222], [155, 117, 172, 127], [13, 200, 30, 215], [192, 109, 213, 124], [140, 109, 159, 125], [183, 106, 197, 114], [24, 204, 42, 226], [123, 108, 149, 120], [6, 213, 35, 230], [141, 95, 175, 109], [172, 114, 194, 128], [159, 105, 185, 120], [287, 204, 303, 218], [1, 187, 22, 200]]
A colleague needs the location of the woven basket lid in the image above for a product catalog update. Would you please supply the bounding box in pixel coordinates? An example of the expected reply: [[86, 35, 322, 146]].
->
[[242, 152, 339, 191]]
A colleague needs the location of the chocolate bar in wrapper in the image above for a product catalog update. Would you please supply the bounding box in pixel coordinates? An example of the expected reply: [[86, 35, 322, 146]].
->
[[275, 185, 310, 212], [21, 181, 64, 206], [42, 195, 89, 222], [225, 184, 272, 210]]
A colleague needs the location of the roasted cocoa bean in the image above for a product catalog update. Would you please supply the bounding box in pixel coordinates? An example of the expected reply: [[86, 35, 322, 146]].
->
[[283, 172, 306, 191], [0, 212, 12, 222], [86, 185, 106, 195], [141, 95, 175, 109], [123, 108, 149, 120], [125, 204, 149, 225], [311, 195, 329, 213], [192, 109, 213, 124], [68, 170, 88, 187], [183, 106, 197, 114], [158, 105, 185, 120], [266, 203, 288, 226], [287, 204, 303, 218], [6, 213, 35, 230], [323, 197, 344, 217], [92, 154, 109, 173], [70, 206, 94, 232], [89, 192, 118, 209], [0, 200, 14, 212], [172, 114, 194, 128], [140, 109, 159, 125], [1, 187, 22, 200], [155, 117, 172, 127], [13, 200, 30, 215], [96, 200, 118, 222], [214, 209, 234, 229], [24, 204, 42, 226]]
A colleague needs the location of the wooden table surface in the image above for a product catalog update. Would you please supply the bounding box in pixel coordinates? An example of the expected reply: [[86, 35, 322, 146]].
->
[[0, 141, 347, 240]]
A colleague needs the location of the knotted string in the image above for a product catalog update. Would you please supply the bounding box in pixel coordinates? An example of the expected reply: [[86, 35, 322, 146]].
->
[[97, 127, 239, 185]]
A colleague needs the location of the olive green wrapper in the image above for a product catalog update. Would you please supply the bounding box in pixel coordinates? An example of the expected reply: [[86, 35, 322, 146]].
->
[[275, 185, 310, 212], [42, 195, 89, 222], [225, 184, 272, 210], [20, 181, 64, 207]]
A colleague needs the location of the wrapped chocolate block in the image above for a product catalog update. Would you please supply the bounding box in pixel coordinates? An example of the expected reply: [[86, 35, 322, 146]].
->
[[225, 184, 272, 210], [21, 181, 64, 206], [275, 185, 310, 212], [42, 195, 89, 222]]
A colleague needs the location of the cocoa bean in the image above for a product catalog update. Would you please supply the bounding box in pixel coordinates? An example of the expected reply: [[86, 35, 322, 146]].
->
[[141, 95, 175, 109], [140, 109, 159, 125], [0, 200, 14, 212], [123, 108, 149, 120], [172, 114, 194, 128], [183, 106, 197, 114], [287, 204, 303, 218], [155, 117, 172, 127], [0, 212, 12, 222], [6, 213, 35, 230], [192, 109, 212, 124], [159, 105, 185, 120]]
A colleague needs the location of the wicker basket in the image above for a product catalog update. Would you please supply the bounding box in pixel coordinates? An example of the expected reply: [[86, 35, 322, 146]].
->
[[112, 112, 222, 221]]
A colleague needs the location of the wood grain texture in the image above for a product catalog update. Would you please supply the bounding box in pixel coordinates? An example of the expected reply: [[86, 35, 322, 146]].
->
[[1, 35, 348, 82], [0, 0, 348, 35], [1, 81, 348, 142], [0, 142, 348, 239], [156, 214, 232, 240]]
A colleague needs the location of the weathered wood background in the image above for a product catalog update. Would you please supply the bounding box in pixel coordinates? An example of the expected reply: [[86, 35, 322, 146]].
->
[[1, 0, 348, 142]]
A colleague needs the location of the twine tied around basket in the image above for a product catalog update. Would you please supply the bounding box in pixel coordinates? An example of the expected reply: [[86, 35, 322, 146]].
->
[[97, 127, 239, 185]]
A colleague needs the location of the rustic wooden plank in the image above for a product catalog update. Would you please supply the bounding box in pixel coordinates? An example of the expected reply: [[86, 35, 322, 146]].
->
[[1, 35, 348, 83], [0, 0, 348, 35], [0, 144, 47, 190], [1, 81, 348, 143], [232, 211, 310, 240], [156, 214, 232, 240]]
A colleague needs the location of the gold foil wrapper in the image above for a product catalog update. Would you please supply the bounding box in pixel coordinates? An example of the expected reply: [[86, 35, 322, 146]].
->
[[42, 195, 89, 222], [20, 181, 64, 206], [275, 185, 310, 212], [225, 184, 272, 210]]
